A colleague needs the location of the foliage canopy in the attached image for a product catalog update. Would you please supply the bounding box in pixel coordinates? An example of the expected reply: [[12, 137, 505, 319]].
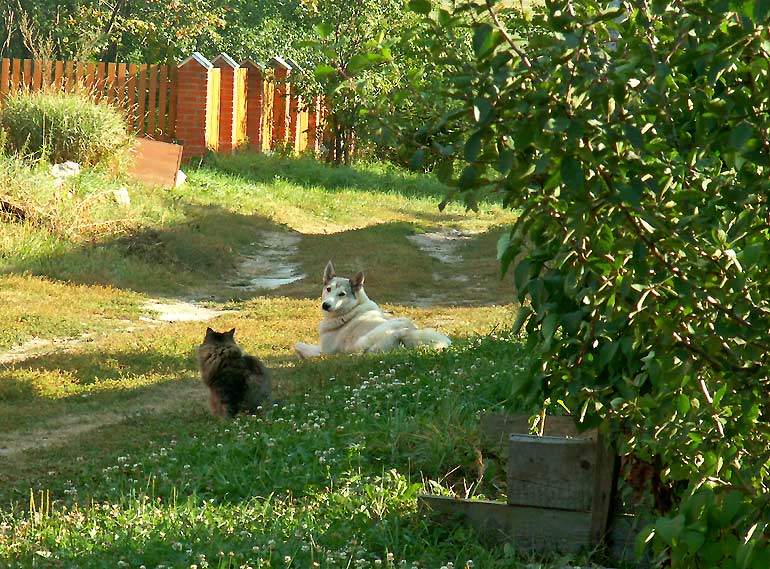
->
[[358, 0, 770, 565]]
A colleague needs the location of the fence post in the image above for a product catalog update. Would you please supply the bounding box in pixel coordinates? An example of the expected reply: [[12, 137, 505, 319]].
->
[[211, 53, 240, 154], [175, 52, 219, 162], [241, 59, 265, 152], [307, 95, 322, 154], [270, 56, 292, 149], [286, 57, 303, 154]]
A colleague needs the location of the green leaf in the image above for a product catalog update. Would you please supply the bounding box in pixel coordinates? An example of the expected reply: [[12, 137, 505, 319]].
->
[[512, 305, 533, 334], [560, 155, 584, 193], [655, 514, 685, 545], [347, 53, 386, 74], [618, 182, 643, 207], [314, 64, 336, 79], [676, 394, 691, 415], [754, 0, 770, 20], [314, 23, 333, 38], [599, 341, 620, 367], [542, 313, 558, 349], [408, 148, 425, 171], [408, 0, 432, 14], [472, 24, 497, 58], [623, 124, 644, 149], [729, 121, 754, 151], [473, 97, 492, 124], [681, 529, 706, 553], [458, 165, 477, 189], [496, 150, 515, 175], [434, 159, 454, 184], [465, 131, 483, 161]]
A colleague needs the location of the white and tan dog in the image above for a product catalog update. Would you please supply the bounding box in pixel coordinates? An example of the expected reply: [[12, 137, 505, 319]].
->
[[294, 261, 451, 358]]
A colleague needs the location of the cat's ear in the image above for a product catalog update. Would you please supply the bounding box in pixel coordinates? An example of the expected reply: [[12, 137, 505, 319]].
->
[[324, 261, 335, 285], [205, 327, 215, 338], [227, 328, 236, 339]]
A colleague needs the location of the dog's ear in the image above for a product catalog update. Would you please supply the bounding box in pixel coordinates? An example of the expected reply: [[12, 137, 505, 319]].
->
[[352, 271, 365, 293], [324, 261, 335, 284]]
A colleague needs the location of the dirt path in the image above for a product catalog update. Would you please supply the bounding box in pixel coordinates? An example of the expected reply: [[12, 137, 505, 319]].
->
[[0, 381, 204, 459], [1, 228, 484, 461]]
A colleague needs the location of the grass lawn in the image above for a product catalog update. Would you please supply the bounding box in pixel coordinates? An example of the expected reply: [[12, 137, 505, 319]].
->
[[0, 152, 610, 568]]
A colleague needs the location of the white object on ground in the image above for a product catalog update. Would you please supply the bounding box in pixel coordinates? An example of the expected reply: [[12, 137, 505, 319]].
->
[[51, 161, 81, 179]]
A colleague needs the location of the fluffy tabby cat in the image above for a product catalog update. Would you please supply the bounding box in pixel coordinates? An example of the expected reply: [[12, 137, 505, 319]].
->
[[197, 327, 271, 419]]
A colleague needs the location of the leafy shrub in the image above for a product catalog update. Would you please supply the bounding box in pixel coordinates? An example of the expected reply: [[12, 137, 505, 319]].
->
[[363, 0, 770, 566], [0, 89, 130, 166]]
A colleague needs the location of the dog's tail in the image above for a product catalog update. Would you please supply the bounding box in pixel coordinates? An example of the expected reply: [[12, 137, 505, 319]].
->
[[401, 328, 452, 350]]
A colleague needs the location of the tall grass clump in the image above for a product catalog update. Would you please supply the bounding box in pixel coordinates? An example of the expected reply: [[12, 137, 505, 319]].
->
[[0, 89, 130, 166]]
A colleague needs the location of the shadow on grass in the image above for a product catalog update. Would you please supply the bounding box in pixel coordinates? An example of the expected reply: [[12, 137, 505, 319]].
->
[[4, 203, 294, 296], [206, 151, 458, 201], [5, 197, 514, 306], [0, 346, 199, 431]]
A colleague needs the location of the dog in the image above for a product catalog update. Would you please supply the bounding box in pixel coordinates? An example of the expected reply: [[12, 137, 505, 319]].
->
[[294, 261, 451, 358], [197, 327, 272, 419]]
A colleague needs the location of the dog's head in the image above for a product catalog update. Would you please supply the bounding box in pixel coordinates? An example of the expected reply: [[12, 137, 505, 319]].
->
[[320, 261, 364, 314]]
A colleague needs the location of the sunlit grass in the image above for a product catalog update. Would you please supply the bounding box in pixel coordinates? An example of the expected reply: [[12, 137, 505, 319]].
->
[[0, 152, 605, 568]]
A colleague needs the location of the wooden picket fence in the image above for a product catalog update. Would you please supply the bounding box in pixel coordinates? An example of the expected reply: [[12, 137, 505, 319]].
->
[[0, 54, 327, 160], [0, 58, 176, 141]]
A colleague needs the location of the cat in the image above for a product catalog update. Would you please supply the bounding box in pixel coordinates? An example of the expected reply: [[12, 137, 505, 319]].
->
[[196, 327, 271, 419]]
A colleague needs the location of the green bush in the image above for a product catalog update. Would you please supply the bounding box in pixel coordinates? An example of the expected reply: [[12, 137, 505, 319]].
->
[[364, 1, 770, 566], [0, 89, 130, 166]]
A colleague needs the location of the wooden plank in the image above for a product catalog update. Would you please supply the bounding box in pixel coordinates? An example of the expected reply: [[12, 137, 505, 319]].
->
[[1, 58, 10, 97], [147, 64, 158, 137], [127, 138, 183, 187], [85, 62, 96, 94], [117, 63, 127, 111], [480, 413, 597, 460], [75, 61, 86, 91], [137, 64, 148, 135], [418, 495, 591, 553], [156, 65, 168, 139], [22, 59, 32, 88], [167, 66, 177, 140], [106, 62, 117, 104], [54, 60, 64, 90], [235, 67, 248, 147], [508, 434, 596, 511], [207, 68, 221, 151], [288, 91, 299, 151], [32, 60, 43, 91], [261, 77, 274, 151], [11, 58, 21, 94], [589, 432, 618, 547], [64, 60, 74, 91], [95, 62, 106, 99], [126, 64, 138, 132]]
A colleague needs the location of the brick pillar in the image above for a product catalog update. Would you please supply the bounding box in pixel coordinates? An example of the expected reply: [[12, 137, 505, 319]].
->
[[241, 59, 265, 152], [211, 53, 239, 153], [271, 56, 292, 148], [175, 52, 218, 162]]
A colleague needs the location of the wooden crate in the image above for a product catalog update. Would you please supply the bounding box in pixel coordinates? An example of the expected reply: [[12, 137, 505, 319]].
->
[[420, 413, 624, 558]]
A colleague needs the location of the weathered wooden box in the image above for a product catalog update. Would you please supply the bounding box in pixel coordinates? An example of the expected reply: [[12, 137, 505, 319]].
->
[[419, 413, 631, 559]]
